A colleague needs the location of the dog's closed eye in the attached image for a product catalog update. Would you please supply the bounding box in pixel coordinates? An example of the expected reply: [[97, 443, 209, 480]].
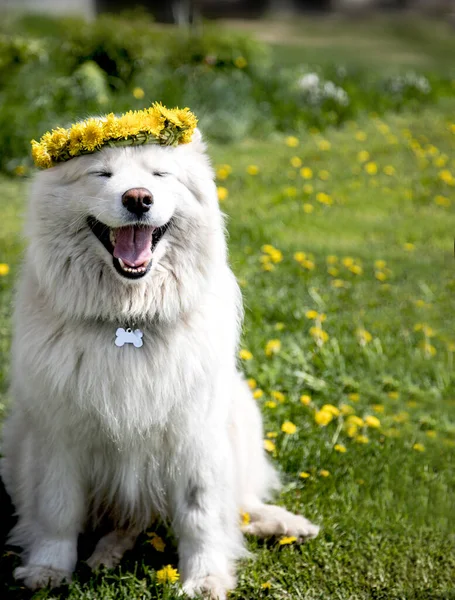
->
[[88, 171, 112, 178], [153, 171, 169, 178]]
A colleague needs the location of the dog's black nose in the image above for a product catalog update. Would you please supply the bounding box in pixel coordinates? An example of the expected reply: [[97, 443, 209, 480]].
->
[[122, 188, 154, 216]]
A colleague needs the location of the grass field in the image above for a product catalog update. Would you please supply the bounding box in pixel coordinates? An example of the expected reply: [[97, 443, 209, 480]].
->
[[1, 15, 455, 600]]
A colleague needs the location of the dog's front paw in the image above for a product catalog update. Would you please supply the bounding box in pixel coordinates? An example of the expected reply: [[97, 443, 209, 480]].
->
[[182, 573, 235, 600], [14, 565, 72, 590]]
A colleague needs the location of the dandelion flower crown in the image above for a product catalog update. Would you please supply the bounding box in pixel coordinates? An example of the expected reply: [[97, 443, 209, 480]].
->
[[31, 102, 198, 169]]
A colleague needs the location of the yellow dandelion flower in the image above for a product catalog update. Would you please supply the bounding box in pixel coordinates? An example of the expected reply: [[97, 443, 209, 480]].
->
[[265, 339, 281, 357], [300, 394, 312, 406], [388, 391, 399, 400], [299, 471, 310, 478], [266, 431, 278, 438], [147, 532, 166, 552], [349, 264, 363, 275], [377, 122, 390, 134], [356, 328, 372, 345], [319, 169, 330, 181], [281, 421, 297, 435], [439, 169, 455, 185], [81, 118, 105, 152], [303, 184, 313, 195], [290, 156, 302, 168], [340, 403, 354, 415], [318, 140, 331, 151], [217, 186, 228, 201], [426, 430, 437, 438], [253, 389, 264, 399], [239, 349, 253, 361], [346, 424, 358, 438], [326, 255, 338, 265], [45, 127, 70, 158], [300, 259, 315, 270], [261, 581, 272, 590], [234, 56, 247, 68], [14, 165, 27, 176], [31, 141, 53, 168], [357, 150, 370, 163], [383, 165, 396, 176], [413, 443, 425, 452], [247, 378, 256, 389], [279, 536, 297, 545], [347, 415, 364, 427], [355, 131, 367, 141], [316, 192, 333, 205], [365, 162, 378, 175], [262, 244, 277, 255], [375, 271, 387, 282], [322, 404, 340, 416], [310, 326, 329, 344], [217, 167, 230, 180], [356, 435, 369, 444], [334, 444, 347, 453], [132, 87, 145, 99], [262, 262, 275, 272], [300, 167, 313, 182], [156, 565, 179, 584], [303, 203, 314, 214], [365, 415, 381, 428], [348, 393, 360, 402], [403, 243, 415, 252], [372, 404, 385, 413], [319, 469, 330, 477], [305, 309, 319, 320], [435, 195, 451, 207], [0, 263, 10, 276], [331, 279, 348, 288], [269, 249, 283, 263], [420, 342, 437, 357], [241, 512, 250, 525], [342, 257, 354, 267], [271, 390, 285, 403], [275, 322, 285, 331], [286, 136, 299, 147], [265, 401, 277, 409], [263, 439, 276, 453], [247, 164, 259, 175], [374, 259, 386, 269], [314, 409, 333, 426], [284, 186, 297, 197], [294, 251, 306, 263]]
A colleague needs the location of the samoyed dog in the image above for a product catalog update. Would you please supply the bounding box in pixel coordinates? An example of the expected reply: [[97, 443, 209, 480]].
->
[[1, 128, 318, 598]]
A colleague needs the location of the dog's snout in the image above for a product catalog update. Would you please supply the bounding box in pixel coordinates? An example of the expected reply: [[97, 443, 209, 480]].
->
[[122, 188, 154, 216]]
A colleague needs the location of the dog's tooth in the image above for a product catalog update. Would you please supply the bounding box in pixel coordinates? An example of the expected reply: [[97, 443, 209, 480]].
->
[[118, 258, 125, 269], [109, 230, 116, 245]]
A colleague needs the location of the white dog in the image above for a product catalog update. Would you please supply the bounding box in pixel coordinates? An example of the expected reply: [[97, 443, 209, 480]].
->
[[1, 128, 319, 598]]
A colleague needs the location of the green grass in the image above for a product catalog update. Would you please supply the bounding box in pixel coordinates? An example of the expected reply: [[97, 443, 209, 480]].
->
[[1, 103, 455, 599]]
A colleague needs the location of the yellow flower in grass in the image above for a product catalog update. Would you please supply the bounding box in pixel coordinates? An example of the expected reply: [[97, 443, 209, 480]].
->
[[403, 242, 415, 252], [372, 404, 385, 413], [365, 415, 381, 428], [413, 443, 425, 452], [349, 264, 363, 275], [266, 431, 278, 438], [388, 391, 399, 400], [426, 430, 437, 438], [217, 186, 228, 201], [286, 136, 299, 147], [331, 279, 348, 288], [299, 471, 310, 479], [262, 262, 275, 272], [348, 393, 360, 402], [305, 309, 319, 320], [147, 532, 166, 552], [334, 444, 347, 453], [281, 421, 297, 435], [326, 255, 338, 265], [261, 581, 272, 590], [420, 342, 437, 357], [290, 156, 302, 168], [346, 424, 358, 438], [265, 401, 276, 409], [365, 162, 378, 175], [316, 192, 333, 205], [318, 140, 331, 151], [284, 186, 297, 197], [303, 183, 313, 194], [234, 56, 247, 69], [263, 439, 276, 453], [328, 267, 338, 277], [319, 169, 330, 181], [439, 169, 455, 185], [294, 251, 306, 263], [342, 257, 354, 267], [132, 87, 145, 99], [310, 326, 329, 344], [357, 150, 370, 163], [0, 263, 10, 276], [356, 435, 369, 444], [347, 415, 364, 427], [374, 259, 387, 269], [303, 203, 314, 214], [434, 195, 451, 207], [319, 469, 330, 477], [253, 389, 264, 399], [275, 322, 285, 331], [271, 390, 285, 403], [375, 271, 387, 282], [265, 339, 281, 357], [383, 165, 396, 176], [279, 536, 297, 545], [340, 403, 354, 415], [156, 565, 179, 584], [217, 167, 230, 180], [355, 131, 367, 141], [300, 394, 312, 406], [247, 378, 257, 389], [239, 349, 253, 361], [246, 164, 259, 175], [314, 409, 333, 426], [322, 404, 340, 416], [356, 328, 372, 345]]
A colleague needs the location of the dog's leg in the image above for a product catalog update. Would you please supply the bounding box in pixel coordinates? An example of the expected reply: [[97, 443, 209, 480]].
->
[[241, 501, 320, 540], [170, 432, 244, 600], [11, 432, 86, 590], [87, 527, 141, 571]]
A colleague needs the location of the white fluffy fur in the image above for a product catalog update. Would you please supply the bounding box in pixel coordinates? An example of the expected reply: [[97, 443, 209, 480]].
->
[[1, 130, 318, 598]]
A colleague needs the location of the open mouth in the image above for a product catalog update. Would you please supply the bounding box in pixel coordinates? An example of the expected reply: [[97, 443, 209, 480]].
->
[[87, 216, 170, 279]]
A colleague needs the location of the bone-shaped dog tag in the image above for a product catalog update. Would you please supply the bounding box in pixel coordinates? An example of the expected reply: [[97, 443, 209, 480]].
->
[[115, 327, 144, 348]]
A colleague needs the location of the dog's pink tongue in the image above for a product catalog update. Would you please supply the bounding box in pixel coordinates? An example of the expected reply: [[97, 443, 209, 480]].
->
[[113, 226, 153, 267]]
